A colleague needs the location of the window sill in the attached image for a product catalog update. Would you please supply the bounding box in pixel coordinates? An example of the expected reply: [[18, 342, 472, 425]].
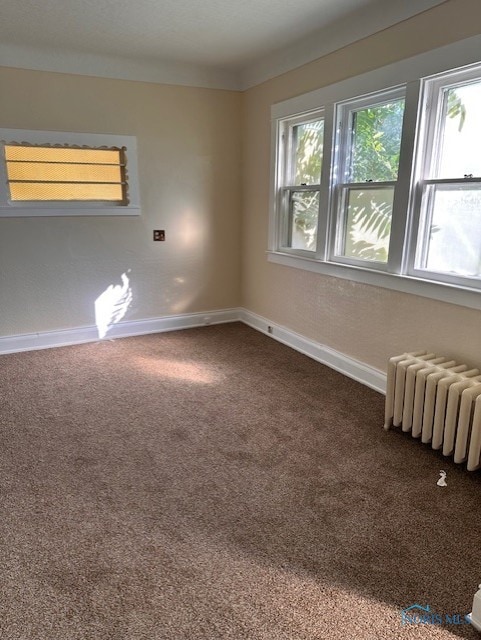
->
[[267, 250, 481, 311], [0, 205, 141, 217]]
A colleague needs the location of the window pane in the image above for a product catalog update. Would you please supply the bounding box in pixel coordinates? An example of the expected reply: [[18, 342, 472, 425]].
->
[[5, 145, 121, 164], [349, 99, 404, 182], [293, 120, 323, 185], [288, 190, 319, 251], [416, 183, 481, 277], [9, 182, 124, 201], [5, 144, 125, 203], [6, 162, 122, 183], [340, 187, 394, 263], [436, 81, 481, 178]]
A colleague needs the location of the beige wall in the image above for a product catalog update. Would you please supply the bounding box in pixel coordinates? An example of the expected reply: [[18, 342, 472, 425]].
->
[[241, 0, 481, 372], [0, 68, 241, 336], [2, 0, 481, 372]]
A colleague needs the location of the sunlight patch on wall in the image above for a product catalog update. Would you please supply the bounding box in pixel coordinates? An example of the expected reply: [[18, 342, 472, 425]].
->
[[95, 271, 132, 339], [132, 355, 221, 384], [178, 208, 207, 249]]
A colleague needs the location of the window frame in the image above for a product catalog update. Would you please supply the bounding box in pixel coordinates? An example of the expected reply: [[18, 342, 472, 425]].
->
[[268, 34, 481, 312], [328, 86, 406, 272], [407, 65, 481, 289], [276, 108, 325, 258], [0, 128, 140, 217]]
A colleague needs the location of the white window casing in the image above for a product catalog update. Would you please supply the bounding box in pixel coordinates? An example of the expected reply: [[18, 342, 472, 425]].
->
[[408, 65, 481, 289], [329, 86, 406, 272], [276, 109, 324, 257], [268, 34, 481, 311], [0, 128, 140, 217]]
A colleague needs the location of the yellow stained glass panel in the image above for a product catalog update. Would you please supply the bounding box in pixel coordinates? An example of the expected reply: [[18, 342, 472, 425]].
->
[[9, 182, 124, 201], [6, 162, 122, 183], [5, 145, 121, 164]]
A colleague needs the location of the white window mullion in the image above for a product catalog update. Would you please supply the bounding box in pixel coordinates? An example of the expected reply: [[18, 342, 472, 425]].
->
[[388, 80, 422, 274], [406, 77, 441, 276], [278, 121, 290, 250], [316, 103, 334, 261], [327, 104, 352, 262], [268, 119, 284, 251]]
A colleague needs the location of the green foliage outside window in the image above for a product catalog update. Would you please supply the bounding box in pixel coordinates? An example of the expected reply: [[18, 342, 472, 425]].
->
[[350, 100, 404, 182], [290, 120, 323, 251], [294, 121, 323, 185], [290, 93, 466, 259], [348, 94, 466, 262]]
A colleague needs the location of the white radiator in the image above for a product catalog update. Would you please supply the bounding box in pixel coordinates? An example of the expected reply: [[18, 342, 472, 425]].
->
[[384, 351, 481, 471]]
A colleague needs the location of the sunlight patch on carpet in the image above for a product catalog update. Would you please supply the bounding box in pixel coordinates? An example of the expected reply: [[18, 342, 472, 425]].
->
[[132, 355, 221, 384]]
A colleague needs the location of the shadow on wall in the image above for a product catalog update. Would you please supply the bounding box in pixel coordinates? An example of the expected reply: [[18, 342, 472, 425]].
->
[[94, 270, 133, 339]]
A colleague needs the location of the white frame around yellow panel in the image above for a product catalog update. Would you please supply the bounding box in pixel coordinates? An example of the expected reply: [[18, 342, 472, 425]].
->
[[0, 128, 140, 216]]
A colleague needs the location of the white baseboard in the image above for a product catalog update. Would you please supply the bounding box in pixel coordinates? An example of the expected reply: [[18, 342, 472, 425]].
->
[[238, 308, 386, 394], [0, 306, 386, 394], [0, 308, 240, 355]]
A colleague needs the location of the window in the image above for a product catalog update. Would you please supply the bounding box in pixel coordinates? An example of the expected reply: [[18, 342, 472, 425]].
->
[[277, 111, 324, 254], [0, 129, 140, 216], [269, 36, 481, 310], [5, 145, 126, 203], [411, 67, 481, 286], [277, 110, 324, 252], [331, 89, 405, 267]]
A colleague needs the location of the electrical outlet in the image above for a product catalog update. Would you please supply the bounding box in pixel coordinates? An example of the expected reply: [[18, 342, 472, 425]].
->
[[267, 326, 273, 334], [153, 230, 165, 241]]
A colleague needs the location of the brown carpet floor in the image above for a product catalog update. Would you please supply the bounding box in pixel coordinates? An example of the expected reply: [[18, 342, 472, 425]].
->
[[1, 322, 480, 639]]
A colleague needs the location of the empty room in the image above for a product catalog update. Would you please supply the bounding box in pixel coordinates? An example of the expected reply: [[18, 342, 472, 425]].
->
[[2, 0, 481, 637]]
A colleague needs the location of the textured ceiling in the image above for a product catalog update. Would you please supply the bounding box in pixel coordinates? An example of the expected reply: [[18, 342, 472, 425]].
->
[[0, 0, 446, 88]]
